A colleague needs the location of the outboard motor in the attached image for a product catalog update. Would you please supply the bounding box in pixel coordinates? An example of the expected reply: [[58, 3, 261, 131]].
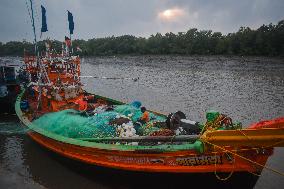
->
[[166, 111, 201, 135]]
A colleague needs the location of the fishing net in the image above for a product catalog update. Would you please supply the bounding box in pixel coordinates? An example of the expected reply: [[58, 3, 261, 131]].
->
[[32, 109, 118, 138], [114, 104, 166, 123], [32, 104, 167, 139]]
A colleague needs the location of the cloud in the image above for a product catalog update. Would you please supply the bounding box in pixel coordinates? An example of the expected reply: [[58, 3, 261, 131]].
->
[[0, 0, 283, 42], [157, 0, 284, 33], [157, 8, 187, 22]]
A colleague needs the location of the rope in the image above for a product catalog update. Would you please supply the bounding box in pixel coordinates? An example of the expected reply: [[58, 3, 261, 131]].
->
[[200, 123, 208, 134], [200, 116, 223, 134], [214, 149, 235, 181], [235, 127, 284, 175], [202, 139, 284, 177], [264, 140, 284, 149], [201, 114, 235, 134], [237, 128, 284, 149], [247, 169, 262, 177], [80, 76, 139, 81], [237, 129, 250, 140]]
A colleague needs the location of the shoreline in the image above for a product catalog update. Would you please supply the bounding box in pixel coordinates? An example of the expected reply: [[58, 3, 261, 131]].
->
[[1, 54, 284, 59]]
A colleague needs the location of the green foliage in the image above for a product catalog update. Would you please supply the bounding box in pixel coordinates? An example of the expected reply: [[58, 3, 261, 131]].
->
[[0, 41, 33, 56], [1, 20, 284, 56]]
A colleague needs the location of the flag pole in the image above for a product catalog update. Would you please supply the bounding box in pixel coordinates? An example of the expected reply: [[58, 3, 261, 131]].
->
[[29, 0, 37, 56], [70, 33, 73, 54], [29, 0, 43, 110]]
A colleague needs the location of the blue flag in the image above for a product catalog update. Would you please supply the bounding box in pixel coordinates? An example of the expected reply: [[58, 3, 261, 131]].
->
[[41, 5, 48, 32], [68, 11, 74, 34]]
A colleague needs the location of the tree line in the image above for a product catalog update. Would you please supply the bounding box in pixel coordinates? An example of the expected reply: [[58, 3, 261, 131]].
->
[[0, 20, 284, 57]]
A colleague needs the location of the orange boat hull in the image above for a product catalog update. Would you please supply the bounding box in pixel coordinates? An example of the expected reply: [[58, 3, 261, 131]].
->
[[27, 131, 272, 174]]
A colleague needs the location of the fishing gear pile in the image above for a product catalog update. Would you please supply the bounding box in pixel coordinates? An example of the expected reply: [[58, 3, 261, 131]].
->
[[32, 102, 167, 139]]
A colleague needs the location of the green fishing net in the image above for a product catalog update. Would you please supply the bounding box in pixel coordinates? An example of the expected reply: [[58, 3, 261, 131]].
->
[[114, 104, 142, 122], [32, 104, 167, 139], [114, 105, 166, 123], [32, 109, 118, 138]]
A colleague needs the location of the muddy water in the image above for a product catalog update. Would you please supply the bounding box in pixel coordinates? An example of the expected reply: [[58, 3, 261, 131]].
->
[[0, 56, 284, 189]]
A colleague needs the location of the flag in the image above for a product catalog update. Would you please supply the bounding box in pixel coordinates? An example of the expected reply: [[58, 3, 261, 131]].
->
[[41, 5, 48, 33], [68, 11, 74, 34], [65, 36, 71, 47]]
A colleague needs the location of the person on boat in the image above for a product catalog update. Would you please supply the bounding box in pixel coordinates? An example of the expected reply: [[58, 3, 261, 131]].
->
[[133, 107, 150, 131], [139, 107, 150, 124]]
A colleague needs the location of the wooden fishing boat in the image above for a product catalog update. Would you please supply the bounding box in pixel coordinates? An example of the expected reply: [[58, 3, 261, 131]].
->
[[16, 47, 284, 176], [17, 3, 284, 179], [15, 87, 284, 175]]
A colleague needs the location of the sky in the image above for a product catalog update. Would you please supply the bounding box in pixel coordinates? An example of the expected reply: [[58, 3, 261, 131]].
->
[[0, 0, 283, 42]]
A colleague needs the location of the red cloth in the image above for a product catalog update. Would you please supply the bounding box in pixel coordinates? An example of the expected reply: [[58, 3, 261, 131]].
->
[[75, 99, 87, 111], [248, 117, 284, 129]]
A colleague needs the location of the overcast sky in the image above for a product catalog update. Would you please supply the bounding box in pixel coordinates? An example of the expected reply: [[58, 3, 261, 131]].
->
[[0, 0, 283, 42]]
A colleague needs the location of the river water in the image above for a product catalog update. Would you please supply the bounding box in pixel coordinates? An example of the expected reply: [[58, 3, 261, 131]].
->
[[0, 56, 284, 189]]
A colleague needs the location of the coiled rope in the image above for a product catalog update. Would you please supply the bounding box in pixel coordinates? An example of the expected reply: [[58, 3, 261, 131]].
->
[[214, 149, 235, 181]]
